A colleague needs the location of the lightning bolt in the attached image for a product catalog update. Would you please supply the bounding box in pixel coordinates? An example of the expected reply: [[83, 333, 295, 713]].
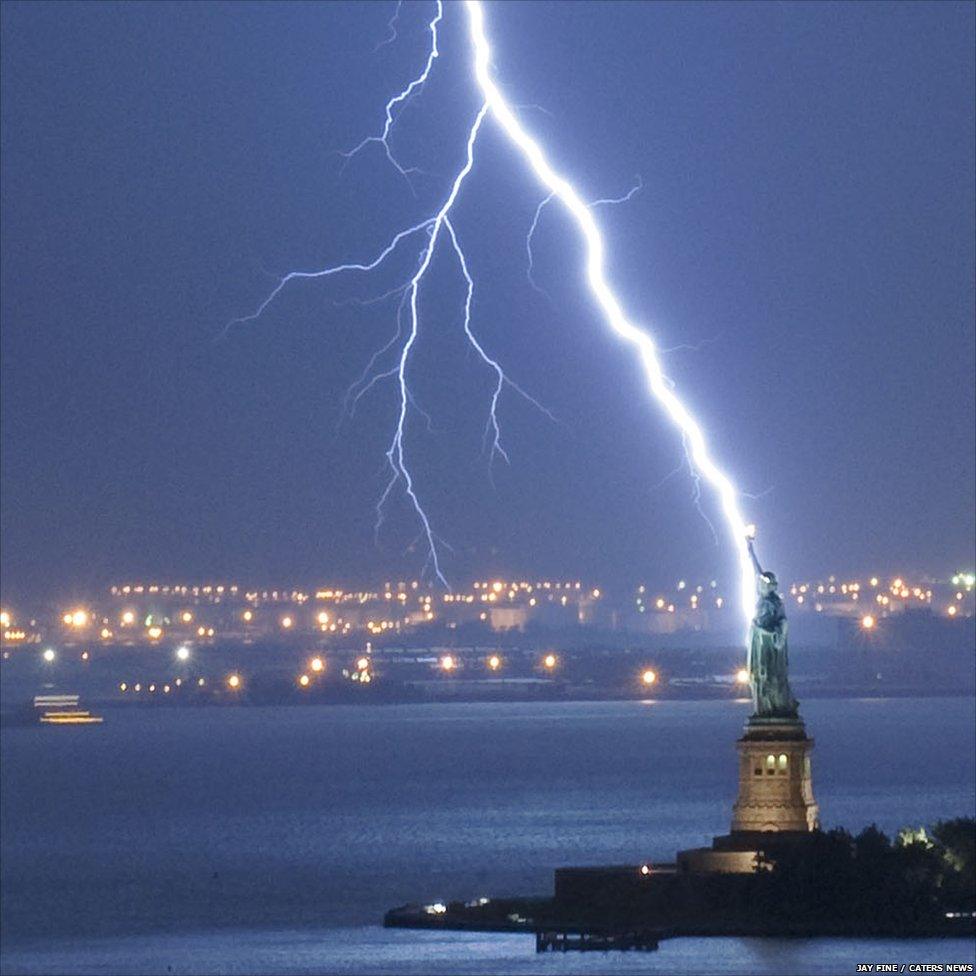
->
[[340, 1, 443, 186], [230, 0, 757, 635], [463, 0, 755, 631]]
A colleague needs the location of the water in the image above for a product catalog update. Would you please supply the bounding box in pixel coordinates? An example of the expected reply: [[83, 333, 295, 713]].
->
[[2, 698, 974, 974]]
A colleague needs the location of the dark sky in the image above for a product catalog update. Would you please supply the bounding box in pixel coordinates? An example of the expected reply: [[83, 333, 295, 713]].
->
[[2, 0, 973, 602]]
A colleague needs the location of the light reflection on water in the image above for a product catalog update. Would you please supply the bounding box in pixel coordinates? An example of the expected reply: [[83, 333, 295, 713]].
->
[[2, 697, 974, 974]]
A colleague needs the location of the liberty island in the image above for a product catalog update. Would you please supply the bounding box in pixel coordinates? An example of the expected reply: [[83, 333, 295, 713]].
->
[[385, 533, 974, 949]]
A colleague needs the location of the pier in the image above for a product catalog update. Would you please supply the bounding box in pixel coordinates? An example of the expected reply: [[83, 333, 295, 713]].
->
[[534, 926, 663, 952]]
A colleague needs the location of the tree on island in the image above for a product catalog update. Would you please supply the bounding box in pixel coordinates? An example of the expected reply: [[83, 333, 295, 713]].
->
[[751, 818, 975, 931]]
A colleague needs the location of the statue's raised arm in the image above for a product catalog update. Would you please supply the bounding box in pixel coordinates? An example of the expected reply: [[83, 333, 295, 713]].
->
[[747, 537, 763, 580]]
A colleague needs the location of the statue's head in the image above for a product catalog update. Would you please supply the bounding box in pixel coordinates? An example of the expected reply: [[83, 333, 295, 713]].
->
[[760, 572, 778, 596]]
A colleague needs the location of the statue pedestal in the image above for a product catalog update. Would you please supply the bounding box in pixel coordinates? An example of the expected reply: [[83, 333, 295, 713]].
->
[[676, 716, 819, 875], [729, 716, 818, 835]]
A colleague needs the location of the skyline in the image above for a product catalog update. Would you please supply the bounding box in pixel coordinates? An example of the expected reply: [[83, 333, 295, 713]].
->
[[3, 566, 972, 638], [2, 0, 974, 602]]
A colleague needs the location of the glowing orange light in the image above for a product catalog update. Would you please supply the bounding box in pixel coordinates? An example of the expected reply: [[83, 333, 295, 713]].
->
[[440, 654, 455, 671], [356, 657, 369, 671], [281, 616, 293, 629], [861, 615, 875, 630], [243, 609, 253, 623], [227, 673, 241, 689], [735, 668, 750, 685], [298, 674, 310, 687], [641, 669, 657, 686], [543, 653, 557, 669], [310, 657, 324, 673], [488, 654, 501, 671]]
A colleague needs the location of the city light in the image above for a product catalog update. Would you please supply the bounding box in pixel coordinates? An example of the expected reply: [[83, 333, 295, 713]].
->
[[242, 609, 253, 623], [281, 616, 293, 629], [42, 648, 56, 663], [543, 653, 557, 670], [310, 656, 324, 673], [70, 610, 88, 628], [356, 657, 369, 671], [181, 611, 193, 623], [0, 611, 9, 628], [639, 864, 652, 876], [487, 654, 501, 671], [947, 605, 958, 617], [298, 674, 310, 687], [121, 610, 135, 625], [81, 651, 89, 661], [227, 673, 241, 689], [147, 626, 162, 640], [861, 615, 875, 630], [641, 669, 657, 686], [317, 611, 329, 625], [440, 654, 455, 671], [175, 645, 190, 662], [735, 669, 749, 685], [119, 682, 127, 692]]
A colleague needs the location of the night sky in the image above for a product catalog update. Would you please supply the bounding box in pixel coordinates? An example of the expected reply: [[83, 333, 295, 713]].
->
[[2, 0, 973, 603]]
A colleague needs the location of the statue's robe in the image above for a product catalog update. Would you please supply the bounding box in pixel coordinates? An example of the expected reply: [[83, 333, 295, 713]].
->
[[748, 590, 799, 719]]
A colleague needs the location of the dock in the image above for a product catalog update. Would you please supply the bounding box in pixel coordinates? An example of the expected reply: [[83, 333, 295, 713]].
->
[[534, 926, 663, 953]]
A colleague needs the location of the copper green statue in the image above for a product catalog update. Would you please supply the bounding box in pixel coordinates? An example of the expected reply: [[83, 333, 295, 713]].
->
[[746, 533, 799, 719]]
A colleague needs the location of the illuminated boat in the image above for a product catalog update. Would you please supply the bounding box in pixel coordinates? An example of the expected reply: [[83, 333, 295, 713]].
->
[[33, 693, 103, 725]]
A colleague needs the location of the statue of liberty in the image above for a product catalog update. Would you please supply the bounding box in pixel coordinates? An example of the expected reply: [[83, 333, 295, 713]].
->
[[746, 531, 799, 720]]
